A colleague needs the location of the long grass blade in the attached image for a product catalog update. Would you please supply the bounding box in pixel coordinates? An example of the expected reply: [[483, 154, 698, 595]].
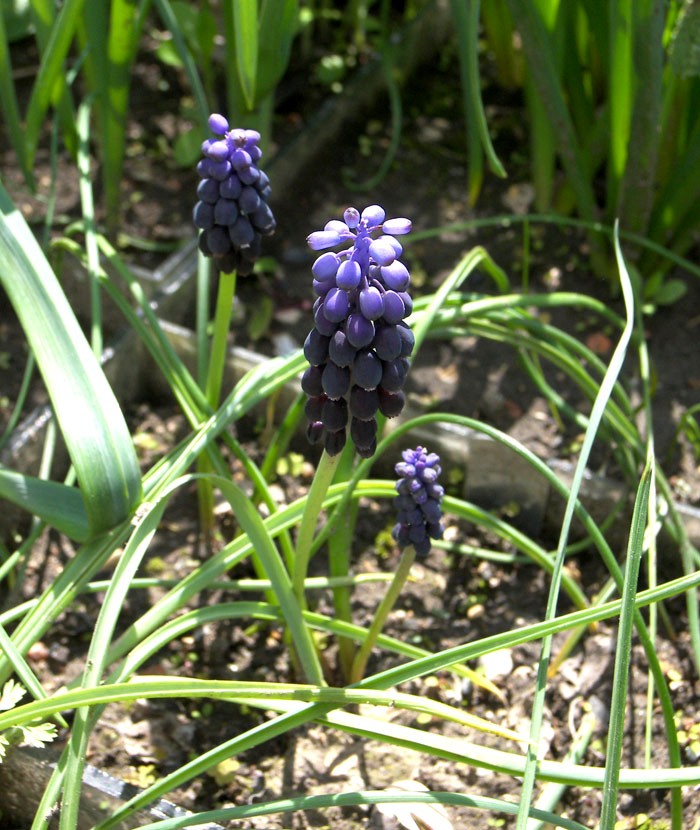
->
[[231, 0, 258, 110], [0, 470, 89, 541], [23, 0, 87, 169], [2, 677, 524, 746], [598, 462, 653, 829], [257, 0, 298, 101], [210, 474, 324, 686], [102, 0, 148, 226], [607, 0, 638, 220], [125, 791, 590, 830], [0, 8, 31, 183], [515, 221, 636, 828], [27, 0, 77, 158], [450, 0, 506, 204], [151, 0, 209, 127], [59, 488, 171, 830]]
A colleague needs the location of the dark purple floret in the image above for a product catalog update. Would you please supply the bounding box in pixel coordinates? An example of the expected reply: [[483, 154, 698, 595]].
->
[[392, 446, 444, 557], [193, 114, 276, 276], [301, 205, 414, 456]]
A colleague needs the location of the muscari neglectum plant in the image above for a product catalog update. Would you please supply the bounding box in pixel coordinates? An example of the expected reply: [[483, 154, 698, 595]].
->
[[3, 96, 697, 828], [193, 119, 433, 663]]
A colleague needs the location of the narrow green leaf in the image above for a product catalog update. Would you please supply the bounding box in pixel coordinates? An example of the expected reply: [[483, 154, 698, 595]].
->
[[103, 0, 148, 226], [61, 486, 175, 830], [649, 113, 700, 248], [0, 7, 31, 183], [152, 0, 209, 126], [26, 0, 77, 159], [0, 182, 142, 535], [232, 0, 258, 109], [450, 0, 506, 204], [599, 462, 652, 829], [480, 0, 521, 88], [525, 75, 556, 210], [608, 0, 634, 210], [118, 791, 592, 830], [515, 220, 637, 829], [0, 468, 89, 541], [23, 0, 87, 169], [256, 0, 298, 101], [210, 474, 324, 686]]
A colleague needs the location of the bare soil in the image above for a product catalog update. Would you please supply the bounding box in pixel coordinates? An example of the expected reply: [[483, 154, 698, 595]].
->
[[1, 26, 699, 830]]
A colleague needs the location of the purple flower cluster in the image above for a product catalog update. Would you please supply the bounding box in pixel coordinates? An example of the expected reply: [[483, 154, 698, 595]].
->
[[302, 205, 415, 457], [392, 447, 444, 557], [193, 114, 276, 276]]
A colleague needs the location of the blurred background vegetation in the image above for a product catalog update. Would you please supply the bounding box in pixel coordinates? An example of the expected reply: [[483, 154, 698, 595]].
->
[[2, 0, 700, 301]]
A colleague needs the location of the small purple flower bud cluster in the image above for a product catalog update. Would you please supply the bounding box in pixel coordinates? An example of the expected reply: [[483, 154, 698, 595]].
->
[[302, 205, 415, 457], [193, 114, 276, 276], [392, 447, 444, 557]]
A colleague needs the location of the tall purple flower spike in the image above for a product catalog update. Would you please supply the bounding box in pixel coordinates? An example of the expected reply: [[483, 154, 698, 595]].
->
[[392, 446, 444, 557], [193, 114, 276, 276], [302, 205, 415, 457]]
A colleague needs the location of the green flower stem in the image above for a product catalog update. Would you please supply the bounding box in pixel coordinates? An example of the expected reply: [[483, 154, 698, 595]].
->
[[195, 251, 211, 386], [329, 497, 358, 679], [350, 545, 416, 684], [205, 269, 237, 408], [292, 450, 342, 604], [198, 268, 237, 536], [327, 443, 361, 679]]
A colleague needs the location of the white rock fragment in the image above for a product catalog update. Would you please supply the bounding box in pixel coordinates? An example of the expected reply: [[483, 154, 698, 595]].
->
[[477, 648, 514, 681]]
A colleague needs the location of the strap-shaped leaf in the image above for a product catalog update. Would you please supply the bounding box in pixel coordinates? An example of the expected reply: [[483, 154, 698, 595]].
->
[[0, 181, 141, 537], [231, 0, 258, 109], [22, 0, 86, 170], [0, 469, 89, 541], [257, 0, 298, 101], [0, 4, 31, 184]]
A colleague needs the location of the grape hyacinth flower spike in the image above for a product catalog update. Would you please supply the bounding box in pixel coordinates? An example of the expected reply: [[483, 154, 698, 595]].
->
[[302, 205, 414, 457], [350, 445, 444, 682], [392, 446, 444, 557], [193, 113, 276, 276]]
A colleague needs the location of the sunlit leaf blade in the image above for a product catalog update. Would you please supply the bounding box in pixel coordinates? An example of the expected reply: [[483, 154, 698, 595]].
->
[[22, 0, 87, 169], [102, 0, 148, 226], [0, 7, 31, 184], [0, 468, 89, 541], [449, 0, 506, 204], [210, 474, 324, 685], [256, 0, 298, 101], [232, 0, 258, 109], [0, 181, 141, 536], [608, 0, 635, 206], [599, 460, 652, 828]]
